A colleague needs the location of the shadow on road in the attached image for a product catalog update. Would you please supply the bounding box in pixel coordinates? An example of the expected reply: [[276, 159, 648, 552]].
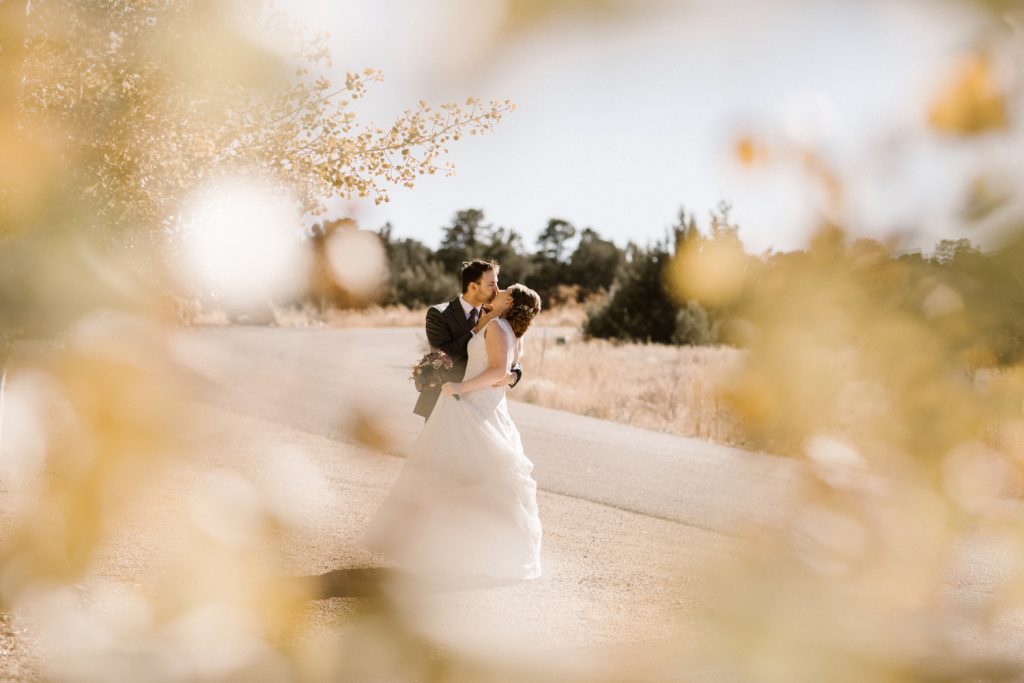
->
[[291, 567, 524, 599]]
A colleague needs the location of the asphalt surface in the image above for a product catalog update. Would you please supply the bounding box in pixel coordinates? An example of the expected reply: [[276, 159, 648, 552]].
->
[[182, 326, 804, 536], [3, 325, 1023, 679], [180, 326, 1024, 668], [167, 326, 797, 661]]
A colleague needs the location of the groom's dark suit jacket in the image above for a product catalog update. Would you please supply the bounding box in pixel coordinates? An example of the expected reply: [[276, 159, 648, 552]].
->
[[413, 297, 522, 419]]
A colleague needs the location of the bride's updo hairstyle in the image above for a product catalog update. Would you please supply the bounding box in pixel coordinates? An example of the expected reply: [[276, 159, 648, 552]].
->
[[505, 284, 542, 338]]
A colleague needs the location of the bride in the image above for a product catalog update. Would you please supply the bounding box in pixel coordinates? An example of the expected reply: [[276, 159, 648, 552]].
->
[[365, 284, 544, 581]]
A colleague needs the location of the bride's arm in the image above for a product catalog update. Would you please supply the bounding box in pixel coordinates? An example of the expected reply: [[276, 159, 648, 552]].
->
[[441, 325, 510, 396]]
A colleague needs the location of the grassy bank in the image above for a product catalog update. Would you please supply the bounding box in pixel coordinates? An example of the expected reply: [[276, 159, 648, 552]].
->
[[516, 333, 746, 446]]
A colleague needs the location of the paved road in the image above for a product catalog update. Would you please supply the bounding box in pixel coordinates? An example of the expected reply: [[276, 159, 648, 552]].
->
[[181, 327, 1024, 668], [5, 325, 1022, 679], [162, 326, 804, 663], [182, 326, 803, 536]]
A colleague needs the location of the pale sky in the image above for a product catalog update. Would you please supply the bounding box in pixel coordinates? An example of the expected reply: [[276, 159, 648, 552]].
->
[[281, 0, 1020, 254]]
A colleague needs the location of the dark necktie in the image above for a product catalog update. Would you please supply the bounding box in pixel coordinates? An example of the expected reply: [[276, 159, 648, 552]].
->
[[467, 307, 480, 330]]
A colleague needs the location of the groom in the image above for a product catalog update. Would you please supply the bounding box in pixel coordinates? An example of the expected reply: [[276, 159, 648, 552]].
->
[[414, 259, 522, 419]]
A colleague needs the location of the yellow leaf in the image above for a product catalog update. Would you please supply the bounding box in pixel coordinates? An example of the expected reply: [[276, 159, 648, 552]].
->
[[928, 53, 1009, 135]]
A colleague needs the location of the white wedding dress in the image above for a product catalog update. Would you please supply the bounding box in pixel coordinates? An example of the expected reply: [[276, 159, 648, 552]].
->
[[365, 318, 542, 581]]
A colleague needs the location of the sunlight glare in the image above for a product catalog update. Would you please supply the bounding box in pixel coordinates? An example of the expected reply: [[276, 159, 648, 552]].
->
[[176, 176, 310, 310], [325, 228, 387, 299]]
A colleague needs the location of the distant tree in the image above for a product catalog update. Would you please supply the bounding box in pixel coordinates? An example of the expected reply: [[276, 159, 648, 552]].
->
[[926, 236, 1024, 364], [673, 207, 700, 245], [526, 218, 577, 304], [932, 238, 980, 265], [434, 208, 532, 285], [567, 227, 622, 298], [708, 200, 739, 239], [436, 209, 490, 272], [664, 204, 746, 342], [983, 238, 1024, 363], [673, 301, 718, 346], [536, 218, 577, 263], [584, 207, 731, 346], [583, 241, 678, 343], [377, 223, 458, 307], [486, 225, 533, 285]]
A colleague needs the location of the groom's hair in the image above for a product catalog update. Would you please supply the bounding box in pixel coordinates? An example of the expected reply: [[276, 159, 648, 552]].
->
[[461, 259, 499, 293]]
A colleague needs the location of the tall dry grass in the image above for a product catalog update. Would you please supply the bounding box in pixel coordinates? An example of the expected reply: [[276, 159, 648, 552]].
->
[[516, 332, 747, 445]]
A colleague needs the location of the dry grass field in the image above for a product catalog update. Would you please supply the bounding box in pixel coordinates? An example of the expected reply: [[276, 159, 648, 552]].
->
[[515, 331, 747, 446]]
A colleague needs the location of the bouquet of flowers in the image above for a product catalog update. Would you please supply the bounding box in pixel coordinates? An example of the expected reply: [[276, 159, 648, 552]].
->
[[411, 350, 458, 399]]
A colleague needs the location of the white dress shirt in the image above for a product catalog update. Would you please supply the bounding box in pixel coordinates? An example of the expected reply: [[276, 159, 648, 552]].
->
[[458, 295, 479, 334]]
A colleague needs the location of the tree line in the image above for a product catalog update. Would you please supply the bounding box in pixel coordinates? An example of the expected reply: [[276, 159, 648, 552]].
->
[[311, 205, 1024, 365], [369, 208, 622, 311]]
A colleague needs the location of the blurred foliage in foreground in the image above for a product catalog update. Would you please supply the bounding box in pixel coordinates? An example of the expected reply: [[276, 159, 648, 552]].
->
[[4, 0, 1024, 682], [1, 0, 513, 336], [0, 0, 519, 680], [659, 10, 1024, 679]]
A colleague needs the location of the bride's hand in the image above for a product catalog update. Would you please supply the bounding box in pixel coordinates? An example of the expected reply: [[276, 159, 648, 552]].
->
[[472, 307, 501, 334], [491, 371, 516, 387], [441, 382, 462, 397]]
